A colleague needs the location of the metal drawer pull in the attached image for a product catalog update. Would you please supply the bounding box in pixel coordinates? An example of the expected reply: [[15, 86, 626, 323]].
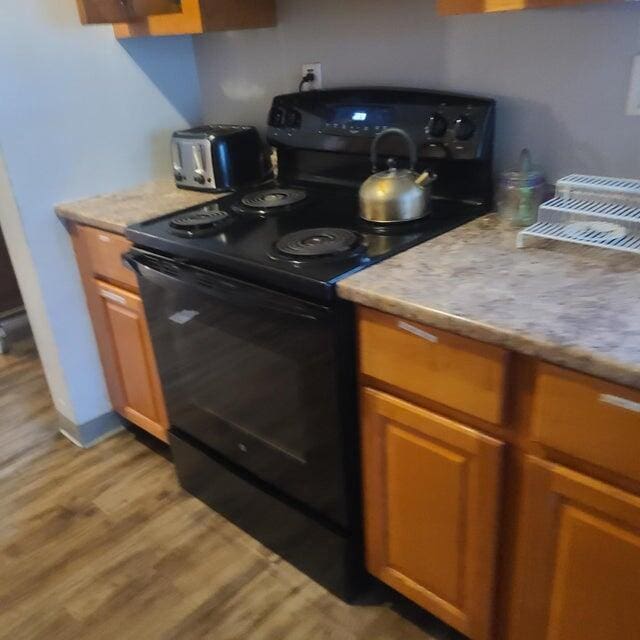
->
[[99, 290, 126, 306], [98, 234, 111, 243], [397, 321, 439, 343], [599, 394, 640, 413]]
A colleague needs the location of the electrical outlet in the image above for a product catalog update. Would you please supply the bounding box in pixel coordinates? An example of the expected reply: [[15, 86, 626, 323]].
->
[[302, 63, 322, 90], [626, 54, 640, 116]]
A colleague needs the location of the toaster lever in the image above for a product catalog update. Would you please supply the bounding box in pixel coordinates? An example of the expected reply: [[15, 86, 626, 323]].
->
[[171, 141, 183, 172], [192, 144, 206, 184]]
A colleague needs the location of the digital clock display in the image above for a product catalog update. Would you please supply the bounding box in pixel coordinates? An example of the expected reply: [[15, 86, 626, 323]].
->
[[329, 105, 394, 127]]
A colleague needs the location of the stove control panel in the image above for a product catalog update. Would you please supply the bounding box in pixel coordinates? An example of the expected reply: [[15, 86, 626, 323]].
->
[[267, 88, 495, 162]]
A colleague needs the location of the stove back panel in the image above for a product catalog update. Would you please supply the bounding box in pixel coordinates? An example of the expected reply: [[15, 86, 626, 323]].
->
[[278, 149, 492, 204], [267, 87, 495, 207]]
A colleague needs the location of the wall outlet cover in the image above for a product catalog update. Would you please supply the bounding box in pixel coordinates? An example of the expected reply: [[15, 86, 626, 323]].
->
[[302, 63, 322, 91]]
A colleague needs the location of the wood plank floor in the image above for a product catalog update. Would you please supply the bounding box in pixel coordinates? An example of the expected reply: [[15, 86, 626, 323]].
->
[[0, 336, 462, 640]]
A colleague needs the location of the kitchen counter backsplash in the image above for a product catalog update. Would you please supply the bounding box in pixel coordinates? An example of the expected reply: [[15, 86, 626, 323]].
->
[[338, 215, 640, 389]]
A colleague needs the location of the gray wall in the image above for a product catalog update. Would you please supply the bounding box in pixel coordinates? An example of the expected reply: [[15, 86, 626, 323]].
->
[[0, 1, 201, 424], [195, 0, 640, 180]]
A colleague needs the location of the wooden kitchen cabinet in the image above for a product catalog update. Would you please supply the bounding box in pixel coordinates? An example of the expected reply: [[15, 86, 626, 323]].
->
[[70, 223, 169, 443], [94, 280, 169, 442], [356, 303, 640, 640], [78, 225, 139, 290], [361, 387, 503, 640], [359, 307, 509, 426], [111, 0, 276, 38], [530, 362, 640, 484], [76, 0, 181, 24], [508, 457, 640, 640], [437, 0, 619, 15]]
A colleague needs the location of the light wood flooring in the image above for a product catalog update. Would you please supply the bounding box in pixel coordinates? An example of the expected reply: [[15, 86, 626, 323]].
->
[[0, 334, 462, 640]]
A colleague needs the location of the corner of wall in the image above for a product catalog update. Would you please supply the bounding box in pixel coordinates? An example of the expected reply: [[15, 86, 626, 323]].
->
[[0, 146, 77, 423]]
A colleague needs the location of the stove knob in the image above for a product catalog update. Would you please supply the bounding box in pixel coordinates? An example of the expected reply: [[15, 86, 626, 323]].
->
[[285, 109, 302, 129], [268, 106, 285, 128], [174, 171, 184, 182], [426, 113, 448, 138], [453, 115, 476, 141], [194, 174, 206, 185]]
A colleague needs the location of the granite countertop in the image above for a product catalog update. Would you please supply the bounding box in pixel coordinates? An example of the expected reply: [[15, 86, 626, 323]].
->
[[55, 179, 224, 234], [338, 215, 640, 389]]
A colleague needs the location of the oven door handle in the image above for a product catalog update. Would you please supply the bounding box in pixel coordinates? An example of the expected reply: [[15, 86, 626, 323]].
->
[[126, 251, 330, 322]]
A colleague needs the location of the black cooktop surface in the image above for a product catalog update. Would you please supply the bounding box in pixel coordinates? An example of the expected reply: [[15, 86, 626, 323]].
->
[[126, 183, 482, 300]]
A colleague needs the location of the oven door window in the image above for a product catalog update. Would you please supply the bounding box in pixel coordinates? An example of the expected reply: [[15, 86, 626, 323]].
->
[[137, 260, 348, 527]]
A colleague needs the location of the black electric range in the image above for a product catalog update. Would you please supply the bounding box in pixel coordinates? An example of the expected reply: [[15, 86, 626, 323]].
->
[[127, 183, 483, 302], [125, 87, 495, 601]]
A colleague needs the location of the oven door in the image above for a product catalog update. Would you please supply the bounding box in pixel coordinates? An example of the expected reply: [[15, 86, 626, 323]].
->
[[127, 250, 350, 527]]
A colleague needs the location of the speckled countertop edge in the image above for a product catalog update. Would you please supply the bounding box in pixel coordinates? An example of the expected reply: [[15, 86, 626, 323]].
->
[[55, 178, 224, 235], [339, 285, 640, 389], [338, 215, 640, 390]]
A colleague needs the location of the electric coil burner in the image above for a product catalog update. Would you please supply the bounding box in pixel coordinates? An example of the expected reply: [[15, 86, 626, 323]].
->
[[169, 207, 230, 237], [240, 188, 307, 211], [276, 228, 362, 258], [126, 88, 496, 603]]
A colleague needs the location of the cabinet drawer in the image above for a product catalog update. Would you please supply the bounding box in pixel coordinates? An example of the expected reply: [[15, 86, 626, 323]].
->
[[531, 363, 640, 483], [358, 307, 509, 425], [80, 226, 137, 290]]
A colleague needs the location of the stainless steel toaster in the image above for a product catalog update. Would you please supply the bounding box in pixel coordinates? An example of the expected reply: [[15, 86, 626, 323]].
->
[[171, 125, 271, 193]]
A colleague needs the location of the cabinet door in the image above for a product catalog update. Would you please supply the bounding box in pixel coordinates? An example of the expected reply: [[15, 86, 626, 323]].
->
[[76, 0, 181, 24], [113, 0, 276, 38], [361, 388, 504, 640], [509, 457, 640, 640], [94, 279, 169, 442]]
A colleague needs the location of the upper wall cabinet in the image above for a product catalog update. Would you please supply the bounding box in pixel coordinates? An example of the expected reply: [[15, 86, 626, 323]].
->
[[76, 0, 182, 24], [76, 0, 276, 37], [438, 0, 618, 15], [76, 0, 276, 38]]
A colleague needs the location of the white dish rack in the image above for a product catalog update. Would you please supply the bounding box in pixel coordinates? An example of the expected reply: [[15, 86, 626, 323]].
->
[[517, 174, 640, 255], [556, 174, 640, 206]]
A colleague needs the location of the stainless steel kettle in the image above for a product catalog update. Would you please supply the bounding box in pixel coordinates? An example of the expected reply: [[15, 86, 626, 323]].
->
[[359, 128, 436, 224]]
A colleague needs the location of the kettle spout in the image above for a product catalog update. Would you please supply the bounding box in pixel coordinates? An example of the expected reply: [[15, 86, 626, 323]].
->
[[415, 171, 436, 187]]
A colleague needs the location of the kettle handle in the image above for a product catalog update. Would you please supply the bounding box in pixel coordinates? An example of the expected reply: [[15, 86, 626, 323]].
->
[[370, 128, 418, 172]]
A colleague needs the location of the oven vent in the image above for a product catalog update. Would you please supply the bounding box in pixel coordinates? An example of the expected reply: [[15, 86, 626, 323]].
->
[[556, 174, 640, 207], [194, 272, 216, 289], [193, 271, 243, 294], [141, 255, 180, 277]]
